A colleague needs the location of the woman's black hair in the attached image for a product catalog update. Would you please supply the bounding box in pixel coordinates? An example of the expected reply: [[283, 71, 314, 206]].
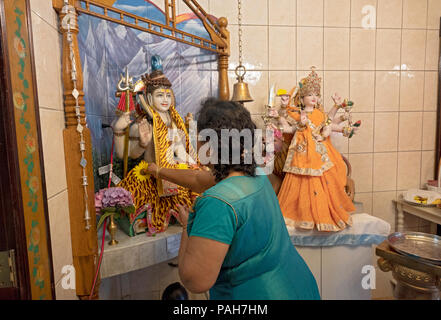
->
[[196, 98, 257, 182], [161, 282, 188, 300]]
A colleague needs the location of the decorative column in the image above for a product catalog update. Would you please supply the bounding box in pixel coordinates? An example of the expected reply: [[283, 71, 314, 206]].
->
[[217, 17, 230, 101], [54, 0, 99, 299], [3, 0, 55, 300]]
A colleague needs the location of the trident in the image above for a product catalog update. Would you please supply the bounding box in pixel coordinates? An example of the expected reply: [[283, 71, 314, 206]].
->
[[117, 67, 134, 178]]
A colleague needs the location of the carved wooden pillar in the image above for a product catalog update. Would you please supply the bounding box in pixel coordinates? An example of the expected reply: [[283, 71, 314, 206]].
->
[[54, 0, 99, 299], [217, 17, 230, 101]]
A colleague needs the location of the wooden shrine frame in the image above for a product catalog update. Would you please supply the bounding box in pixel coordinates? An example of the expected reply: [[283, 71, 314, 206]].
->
[[0, 0, 55, 300], [51, 0, 230, 299]]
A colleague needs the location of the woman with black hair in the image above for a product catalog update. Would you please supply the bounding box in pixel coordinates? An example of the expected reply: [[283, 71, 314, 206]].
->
[[147, 98, 319, 300]]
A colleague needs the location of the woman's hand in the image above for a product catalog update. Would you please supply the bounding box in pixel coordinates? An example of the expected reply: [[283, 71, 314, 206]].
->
[[176, 204, 190, 228], [146, 162, 158, 177]]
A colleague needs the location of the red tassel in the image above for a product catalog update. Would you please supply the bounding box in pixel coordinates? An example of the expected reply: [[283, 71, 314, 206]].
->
[[117, 92, 135, 113]]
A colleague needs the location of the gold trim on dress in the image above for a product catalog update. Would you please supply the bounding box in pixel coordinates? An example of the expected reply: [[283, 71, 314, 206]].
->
[[283, 161, 334, 176], [285, 217, 352, 232], [282, 131, 334, 176]]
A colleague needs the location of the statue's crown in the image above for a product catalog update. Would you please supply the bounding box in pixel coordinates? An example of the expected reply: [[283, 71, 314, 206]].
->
[[298, 67, 321, 96], [142, 55, 171, 89]]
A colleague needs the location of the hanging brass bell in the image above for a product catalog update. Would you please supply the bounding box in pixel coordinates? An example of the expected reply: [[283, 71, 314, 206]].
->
[[231, 65, 253, 103]]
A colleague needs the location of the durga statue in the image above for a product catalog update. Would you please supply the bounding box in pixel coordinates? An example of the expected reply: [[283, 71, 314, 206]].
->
[[266, 67, 361, 232]]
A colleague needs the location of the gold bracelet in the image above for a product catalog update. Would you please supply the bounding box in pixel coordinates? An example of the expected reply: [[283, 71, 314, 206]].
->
[[155, 166, 162, 179], [325, 118, 332, 126]]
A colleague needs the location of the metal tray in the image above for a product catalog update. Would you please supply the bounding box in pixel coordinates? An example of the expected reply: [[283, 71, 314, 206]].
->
[[402, 199, 437, 207], [387, 232, 441, 265]]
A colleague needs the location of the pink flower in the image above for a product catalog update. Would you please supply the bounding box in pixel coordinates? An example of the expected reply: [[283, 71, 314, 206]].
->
[[273, 128, 282, 140], [101, 187, 134, 208], [94, 189, 106, 215], [95, 187, 134, 215]]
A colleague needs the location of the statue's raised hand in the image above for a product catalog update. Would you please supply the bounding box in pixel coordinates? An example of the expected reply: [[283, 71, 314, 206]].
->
[[113, 112, 132, 131], [138, 118, 152, 148], [331, 92, 342, 106], [268, 107, 279, 118], [321, 125, 331, 138], [278, 114, 290, 128], [300, 110, 308, 125], [185, 112, 194, 124]]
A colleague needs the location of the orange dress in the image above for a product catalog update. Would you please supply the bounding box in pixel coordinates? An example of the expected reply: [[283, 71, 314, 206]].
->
[[277, 107, 355, 231]]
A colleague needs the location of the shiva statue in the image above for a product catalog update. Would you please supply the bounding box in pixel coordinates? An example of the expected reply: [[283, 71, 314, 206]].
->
[[112, 55, 199, 234]]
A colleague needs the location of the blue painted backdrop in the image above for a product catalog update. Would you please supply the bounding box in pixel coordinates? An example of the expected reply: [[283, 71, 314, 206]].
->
[[77, 0, 219, 190]]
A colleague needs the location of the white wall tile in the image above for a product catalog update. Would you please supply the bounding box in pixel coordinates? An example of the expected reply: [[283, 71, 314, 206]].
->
[[39, 108, 67, 197], [269, 26, 296, 70], [297, 0, 324, 27], [396, 151, 421, 190], [47, 191, 73, 285], [31, 12, 64, 111], [269, 0, 297, 26], [349, 153, 374, 193], [241, 0, 268, 25], [372, 191, 397, 230], [398, 112, 423, 151], [373, 153, 398, 191]]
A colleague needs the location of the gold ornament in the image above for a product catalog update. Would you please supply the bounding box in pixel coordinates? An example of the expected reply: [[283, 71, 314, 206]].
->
[[298, 67, 321, 97]]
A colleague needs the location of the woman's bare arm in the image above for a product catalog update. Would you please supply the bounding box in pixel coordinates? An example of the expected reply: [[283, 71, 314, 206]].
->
[[175, 204, 229, 293], [148, 163, 216, 194], [179, 233, 229, 293]]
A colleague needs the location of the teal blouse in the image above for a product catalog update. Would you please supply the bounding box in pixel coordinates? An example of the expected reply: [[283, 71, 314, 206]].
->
[[187, 169, 321, 300]]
